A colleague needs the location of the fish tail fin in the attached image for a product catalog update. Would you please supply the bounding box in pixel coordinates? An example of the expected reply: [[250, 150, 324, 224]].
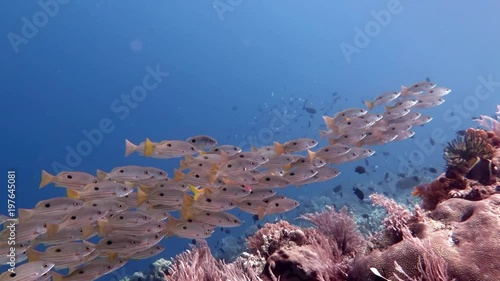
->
[[18, 209, 33, 224], [137, 187, 149, 207], [274, 141, 285, 155], [364, 100, 374, 110], [307, 149, 316, 162], [124, 139, 137, 157], [66, 189, 80, 199], [401, 85, 409, 96], [257, 207, 267, 220], [97, 219, 112, 237], [51, 272, 65, 281], [144, 138, 155, 157], [46, 224, 59, 239], [179, 155, 194, 170], [173, 169, 185, 182], [39, 170, 54, 188], [189, 184, 202, 201], [96, 169, 107, 181], [26, 248, 40, 262], [82, 225, 97, 239], [207, 164, 219, 185], [251, 146, 258, 152]]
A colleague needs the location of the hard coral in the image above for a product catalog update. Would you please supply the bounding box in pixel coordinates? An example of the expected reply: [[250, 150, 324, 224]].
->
[[349, 195, 500, 281]]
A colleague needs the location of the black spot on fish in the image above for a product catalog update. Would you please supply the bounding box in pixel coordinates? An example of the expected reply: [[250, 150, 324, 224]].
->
[[429, 138, 435, 146], [428, 167, 438, 173], [333, 184, 342, 193], [354, 166, 366, 174], [352, 187, 364, 200]]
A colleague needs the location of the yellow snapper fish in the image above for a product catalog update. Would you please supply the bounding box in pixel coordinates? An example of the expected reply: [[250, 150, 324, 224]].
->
[[364, 91, 401, 110], [401, 81, 436, 96], [18, 197, 84, 223], [67, 182, 133, 201], [124, 244, 165, 260], [209, 144, 243, 156], [51, 257, 127, 281], [26, 241, 96, 267], [46, 207, 108, 238], [186, 134, 218, 149], [0, 222, 47, 244], [143, 138, 198, 158], [0, 261, 54, 281], [39, 170, 98, 190], [96, 165, 157, 182], [273, 138, 318, 155]]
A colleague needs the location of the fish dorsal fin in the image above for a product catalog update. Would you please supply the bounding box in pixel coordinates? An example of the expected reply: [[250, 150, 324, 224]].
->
[[96, 169, 107, 181], [273, 142, 285, 155], [144, 138, 155, 157], [137, 187, 149, 207], [219, 151, 230, 163]]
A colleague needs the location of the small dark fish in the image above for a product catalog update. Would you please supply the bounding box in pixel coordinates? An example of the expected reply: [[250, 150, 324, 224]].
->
[[382, 152, 390, 156], [412, 176, 419, 181], [428, 167, 438, 173], [425, 77, 431, 82], [232, 106, 238, 111], [308, 120, 311, 128], [225, 229, 231, 234], [333, 184, 342, 193], [339, 191, 343, 198], [304, 107, 317, 114], [252, 215, 259, 221], [457, 130, 466, 136], [352, 187, 364, 200], [384, 172, 390, 182], [367, 186, 375, 192], [354, 166, 366, 174], [383, 191, 389, 196], [429, 138, 435, 146], [365, 159, 369, 166], [191, 239, 197, 244], [398, 173, 405, 178], [332, 92, 338, 96], [257, 224, 262, 229], [361, 214, 369, 219]]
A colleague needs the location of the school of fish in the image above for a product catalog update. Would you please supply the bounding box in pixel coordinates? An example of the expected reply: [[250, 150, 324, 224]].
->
[[0, 81, 449, 280]]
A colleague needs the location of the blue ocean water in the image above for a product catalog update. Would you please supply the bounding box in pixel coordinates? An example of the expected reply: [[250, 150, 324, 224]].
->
[[1, 1, 500, 280]]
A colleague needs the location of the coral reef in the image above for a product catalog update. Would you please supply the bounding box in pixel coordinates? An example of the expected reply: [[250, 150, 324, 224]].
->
[[122, 115, 500, 281]]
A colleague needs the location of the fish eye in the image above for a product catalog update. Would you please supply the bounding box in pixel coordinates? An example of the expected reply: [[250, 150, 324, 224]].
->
[[143, 216, 148, 220], [234, 147, 238, 151], [67, 175, 73, 179], [214, 148, 219, 152]]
